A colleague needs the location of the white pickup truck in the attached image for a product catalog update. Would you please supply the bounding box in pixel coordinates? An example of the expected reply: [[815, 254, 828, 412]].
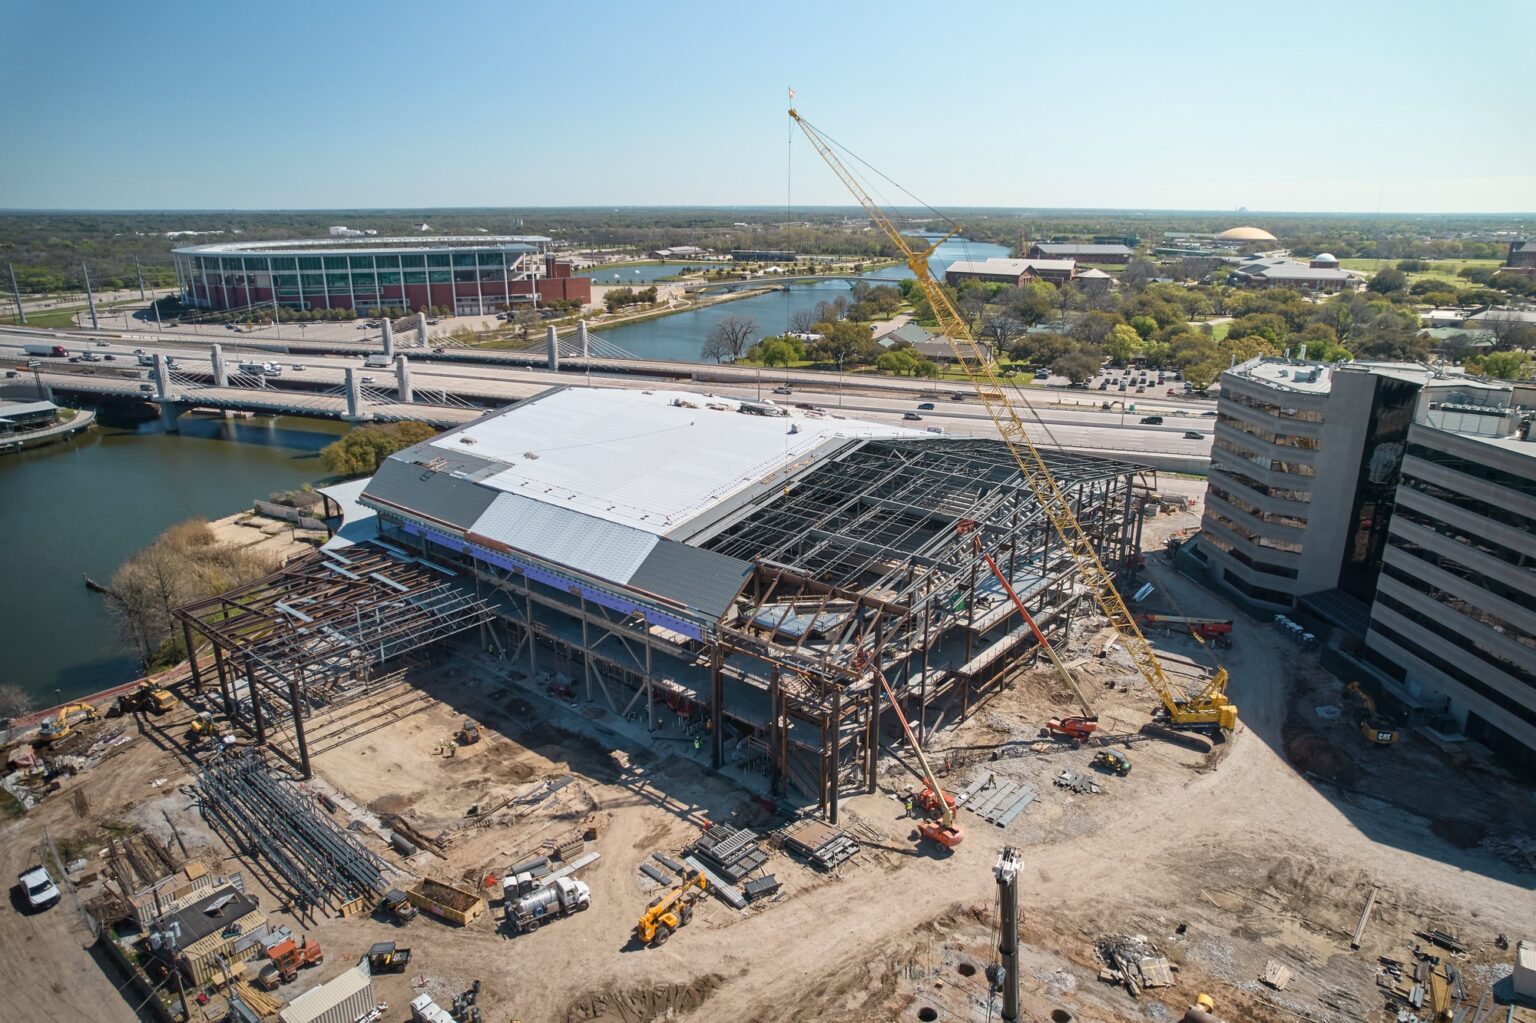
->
[[18, 865, 60, 912]]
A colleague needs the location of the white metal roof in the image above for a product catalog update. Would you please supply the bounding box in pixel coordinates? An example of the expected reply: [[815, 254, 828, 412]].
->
[[468, 491, 659, 582], [946, 257, 1075, 275], [430, 388, 918, 534], [278, 965, 372, 1023]]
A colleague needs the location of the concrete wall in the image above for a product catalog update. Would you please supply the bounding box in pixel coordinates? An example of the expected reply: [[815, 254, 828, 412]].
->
[[1294, 370, 1376, 594]]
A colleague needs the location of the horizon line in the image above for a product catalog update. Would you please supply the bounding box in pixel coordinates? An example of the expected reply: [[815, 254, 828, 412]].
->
[[1, 204, 1532, 218]]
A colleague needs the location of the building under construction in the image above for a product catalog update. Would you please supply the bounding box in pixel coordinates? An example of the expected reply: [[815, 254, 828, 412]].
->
[[180, 388, 1149, 814]]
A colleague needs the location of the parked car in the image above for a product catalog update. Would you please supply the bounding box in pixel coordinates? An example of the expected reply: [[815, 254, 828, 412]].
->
[[917, 402, 935, 410], [18, 865, 60, 912], [903, 412, 923, 421], [1135, 386, 1145, 393], [1184, 430, 1204, 439], [1098, 380, 1109, 390], [1140, 415, 1164, 425]]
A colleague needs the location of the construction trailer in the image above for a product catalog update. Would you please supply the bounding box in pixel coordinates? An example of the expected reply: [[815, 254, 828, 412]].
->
[[278, 964, 375, 1023], [181, 388, 1150, 819]]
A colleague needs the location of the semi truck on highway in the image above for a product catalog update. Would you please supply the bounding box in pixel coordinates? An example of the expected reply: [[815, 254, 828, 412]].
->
[[363, 354, 392, 369], [23, 344, 67, 358]]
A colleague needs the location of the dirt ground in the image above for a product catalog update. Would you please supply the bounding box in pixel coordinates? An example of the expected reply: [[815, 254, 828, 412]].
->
[[4, 492, 1534, 1023]]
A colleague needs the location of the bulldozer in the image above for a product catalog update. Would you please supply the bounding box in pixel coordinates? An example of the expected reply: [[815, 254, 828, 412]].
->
[[36, 703, 99, 745], [635, 871, 707, 947], [118, 682, 175, 715]]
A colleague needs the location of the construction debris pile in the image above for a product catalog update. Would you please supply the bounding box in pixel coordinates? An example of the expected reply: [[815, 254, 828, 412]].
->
[[194, 750, 388, 916], [1478, 832, 1536, 874], [1374, 933, 1485, 1022], [1095, 934, 1174, 997]]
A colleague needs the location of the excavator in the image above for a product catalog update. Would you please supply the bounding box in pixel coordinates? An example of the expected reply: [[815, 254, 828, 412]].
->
[[635, 870, 707, 947], [36, 703, 99, 745], [789, 102, 1237, 738], [1345, 682, 1399, 746]]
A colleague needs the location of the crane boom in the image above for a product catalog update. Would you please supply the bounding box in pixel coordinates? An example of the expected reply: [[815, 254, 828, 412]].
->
[[789, 106, 1235, 732]]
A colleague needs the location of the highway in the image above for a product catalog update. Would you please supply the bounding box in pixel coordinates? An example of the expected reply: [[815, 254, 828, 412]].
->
[[0, 326, 1215, 466]]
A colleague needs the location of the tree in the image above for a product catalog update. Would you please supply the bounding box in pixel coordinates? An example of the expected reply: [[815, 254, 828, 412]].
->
[[707, 315, 758, 361], [1068, 310, 1123, 346], [1466, 350, 1532, 380], [1050, 349, 1103, 385], [1476, 310, 1536, 351], [756, 337, 803, 368], [1129, 314, 1158, 339], [980, 313, 1024, 350], [701, 335, 732, 363], [1367, 266, 1408, 295], [0, 684, 34, 724], [320, 421, 438, 477], [998, 282, 1055, 325], [788, 308, 820, 334], [812, 319, 877, 365], [876, 349, 919, 376], [1106, 323, 1144, 365], [512, 306, 540, 338]]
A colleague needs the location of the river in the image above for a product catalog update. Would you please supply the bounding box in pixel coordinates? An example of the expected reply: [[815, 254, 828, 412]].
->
[[0, 415, 344, 705], [594, 238, 1010, 362]]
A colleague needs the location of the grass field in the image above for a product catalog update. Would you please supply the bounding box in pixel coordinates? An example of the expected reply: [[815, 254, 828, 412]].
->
[[3, 306, 81, 328], [1338, 257, 1502, 290]]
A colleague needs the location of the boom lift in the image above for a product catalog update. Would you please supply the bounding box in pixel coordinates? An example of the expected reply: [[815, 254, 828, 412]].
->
[[1134, 613, 1234, 649], [873, 667, 964, 848], [956, 520, 1098, 744], [789, 103, 1237, 735]]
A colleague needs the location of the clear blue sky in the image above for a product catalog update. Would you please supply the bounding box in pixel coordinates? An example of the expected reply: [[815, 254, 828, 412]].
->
[[3, 0, 1532, 212]]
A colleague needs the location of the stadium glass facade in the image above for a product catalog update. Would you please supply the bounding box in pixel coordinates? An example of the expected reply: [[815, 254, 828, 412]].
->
[[172, 237, 591, 316]]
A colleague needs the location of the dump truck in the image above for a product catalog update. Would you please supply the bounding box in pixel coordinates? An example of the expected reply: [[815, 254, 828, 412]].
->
[[507, 877, 590, 934]]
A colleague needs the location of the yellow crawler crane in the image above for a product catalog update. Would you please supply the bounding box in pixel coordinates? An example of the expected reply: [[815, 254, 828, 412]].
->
[[788, 104, 1236, 734]]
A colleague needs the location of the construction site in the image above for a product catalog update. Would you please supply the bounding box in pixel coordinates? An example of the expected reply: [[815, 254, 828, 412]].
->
[[4, 109, 1535, 1023]]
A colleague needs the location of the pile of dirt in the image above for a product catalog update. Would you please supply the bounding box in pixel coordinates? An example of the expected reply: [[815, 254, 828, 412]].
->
[[565, 975, 724, 1023], [1281, 721, 1358, 785]]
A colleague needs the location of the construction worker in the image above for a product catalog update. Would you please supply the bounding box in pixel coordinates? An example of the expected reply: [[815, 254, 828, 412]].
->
[[904, 795, 915, 818], [693, 735, 702, 752]]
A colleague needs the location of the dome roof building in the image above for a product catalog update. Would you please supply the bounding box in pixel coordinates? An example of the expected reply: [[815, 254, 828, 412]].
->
[[1215, 226, 1278, 243], [1309, 252, 1340, 268]]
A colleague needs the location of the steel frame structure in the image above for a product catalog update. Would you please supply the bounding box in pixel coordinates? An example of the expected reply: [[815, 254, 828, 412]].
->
[[175, 547, 498, 778], [397, 437, 1148, 820]]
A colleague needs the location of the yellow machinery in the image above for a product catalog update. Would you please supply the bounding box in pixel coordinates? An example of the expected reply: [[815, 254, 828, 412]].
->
[[36, 702, 99, 744], [188, 711, 227, 740], [119, 682, 174, 714], [1346, 682, 1399, 746], [789, 104, 1237, 736], [635, 871, 707, 947]]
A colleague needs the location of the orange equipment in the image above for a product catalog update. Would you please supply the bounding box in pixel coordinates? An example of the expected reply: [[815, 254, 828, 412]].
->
[[872, 666, 963, 849]]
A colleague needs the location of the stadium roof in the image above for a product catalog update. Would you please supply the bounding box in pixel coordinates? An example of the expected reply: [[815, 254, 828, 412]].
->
[[173, 235, 550, 255]]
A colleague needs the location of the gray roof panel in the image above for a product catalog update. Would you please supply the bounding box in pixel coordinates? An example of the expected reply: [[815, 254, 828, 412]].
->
[[468, 492, 658, 584], [628, 541, 752, 621], [361, 456, 498, 530]]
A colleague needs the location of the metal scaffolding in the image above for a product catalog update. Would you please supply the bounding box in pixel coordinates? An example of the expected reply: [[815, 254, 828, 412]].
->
[[175, 546, 498, 777]]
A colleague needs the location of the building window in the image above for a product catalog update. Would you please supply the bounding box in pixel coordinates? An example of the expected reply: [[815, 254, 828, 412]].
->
[[1221, 569, 1292, 605], [1368, 620, 1536, 727], [1402, 472, 1536, 536], [1406, 442, 1536, 498], [1202, 531, 1299, 578], [1393, 507, 1534, 576]]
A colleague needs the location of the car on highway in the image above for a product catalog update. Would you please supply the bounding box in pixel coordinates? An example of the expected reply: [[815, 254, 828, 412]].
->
[[1140, 415, 1164, 425], [360, 376, 375, 384], [902, 412, 923, 421], [1184, 430, 1203, 439], [103, 354, 116, 361], [917, 402, 935, 410], [794, 402, 815, 410], [18, 865, 60, 912], [67, 356, 80, 363], [132, 348, 144, 355], [950, 392, 965, 401], [95, 339, 109, 347], [291, 364, 306, 371], [4, 370, 16, 378], [773, 386, 792, 395], [1200, 410, 1217, 417]]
